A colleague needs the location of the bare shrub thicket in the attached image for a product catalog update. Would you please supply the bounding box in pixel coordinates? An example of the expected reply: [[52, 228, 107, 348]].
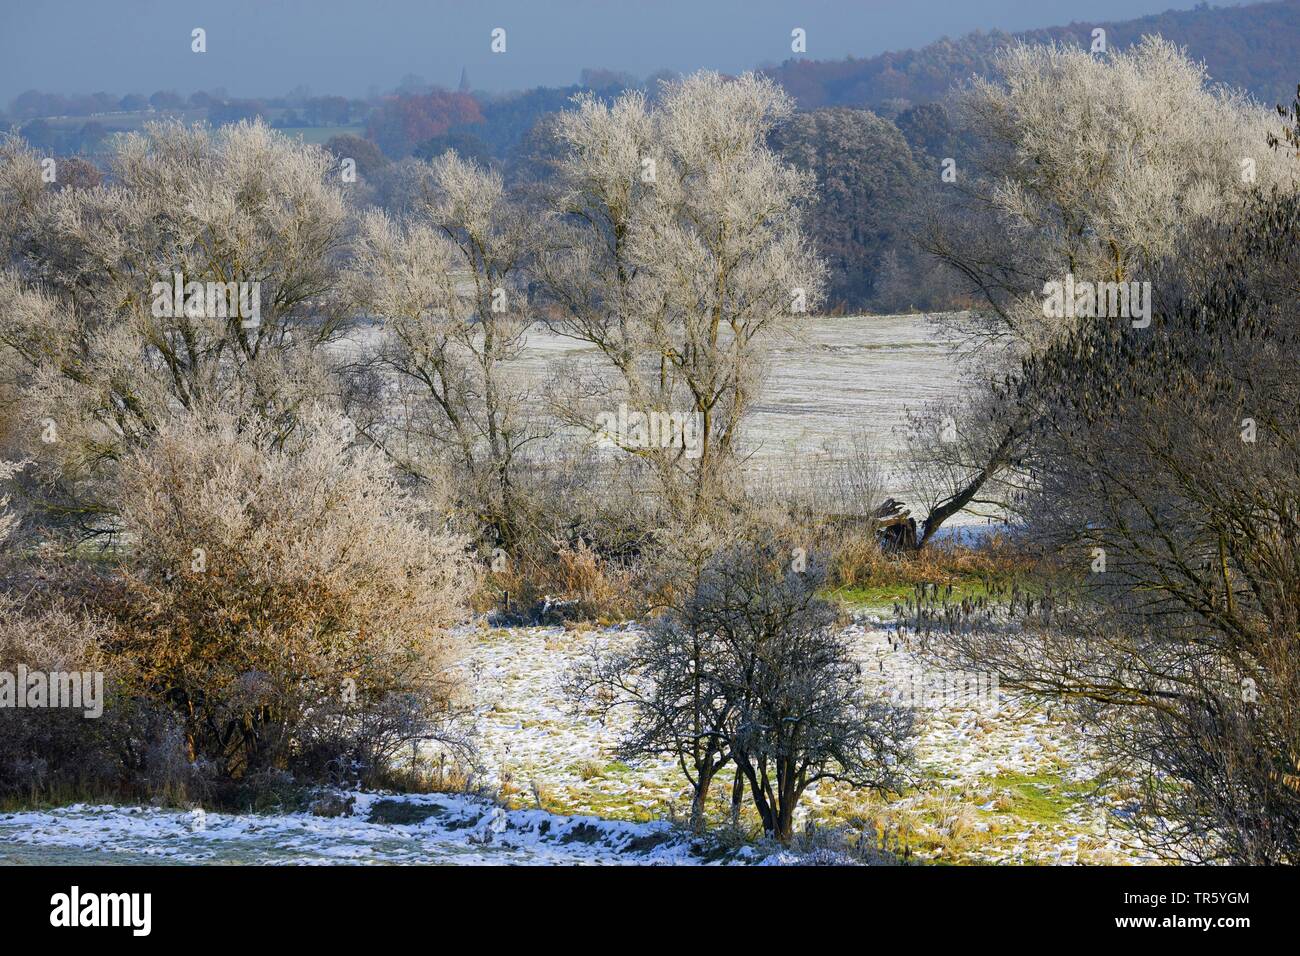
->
[[0, 598, 121, 800], [742, 431, 891, 586], [0, 458, 24, 548], [568, 536, 914, 842], [925, 158, 1300, 862], [110, 407, 475, 786]]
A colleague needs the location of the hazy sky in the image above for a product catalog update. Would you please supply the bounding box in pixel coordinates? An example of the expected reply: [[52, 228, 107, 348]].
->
[[0, 0, 1216, 101]]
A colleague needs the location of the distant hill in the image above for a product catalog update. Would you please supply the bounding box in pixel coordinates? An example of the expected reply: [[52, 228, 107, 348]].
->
[[764, 0, 1300, 110]]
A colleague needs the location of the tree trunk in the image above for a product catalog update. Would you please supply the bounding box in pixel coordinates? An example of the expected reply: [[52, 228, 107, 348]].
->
[[736, 755, 777, 838], [729, 766, 745, 827], [773, 761, 800, 844], [917, 419, 1023, 549], [775, 802, 795, 844], [689, 763, 716, 833]]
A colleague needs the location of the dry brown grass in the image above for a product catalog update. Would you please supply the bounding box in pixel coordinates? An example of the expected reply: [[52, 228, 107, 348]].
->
[[827, 531, 1034, 592], [477, 538, 645, 624]]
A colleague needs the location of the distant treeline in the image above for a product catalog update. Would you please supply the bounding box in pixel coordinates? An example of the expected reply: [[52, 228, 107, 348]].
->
[[765, 0, 1300, 110], [2, 88, 369, 158], [7, 0, 1296, 313]]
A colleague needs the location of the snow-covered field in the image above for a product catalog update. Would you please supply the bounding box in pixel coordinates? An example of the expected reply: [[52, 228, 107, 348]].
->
[[466, 617, 1157, 865], [515, 312, 974, 515], [0, 616, 1158, 866], [339, 312, 984, 524]]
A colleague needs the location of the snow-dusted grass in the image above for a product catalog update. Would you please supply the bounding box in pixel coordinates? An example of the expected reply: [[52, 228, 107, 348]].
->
[[0, 791, 737, 866], [0, 614, 1158, 865], [463, 617, 1158, 865]]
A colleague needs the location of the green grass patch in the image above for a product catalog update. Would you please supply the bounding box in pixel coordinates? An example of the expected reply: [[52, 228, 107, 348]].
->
[[537, 789, 661, 823], [985, 772, 1090, 826], [827, 574, 1012, 609]]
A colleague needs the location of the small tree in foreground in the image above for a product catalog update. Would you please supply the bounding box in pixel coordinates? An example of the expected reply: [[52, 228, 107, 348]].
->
[[569, 536, 914, 842], [565, 528, 735, 831], [702, 542, 915, 842]]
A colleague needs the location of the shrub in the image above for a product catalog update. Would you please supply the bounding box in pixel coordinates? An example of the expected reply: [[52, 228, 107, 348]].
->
[[0, 596, 132, 801], [110, 406, 476, 785]]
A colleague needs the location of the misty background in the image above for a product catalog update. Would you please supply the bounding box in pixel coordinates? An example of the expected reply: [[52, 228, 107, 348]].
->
[[1, 0, 1215, 98]]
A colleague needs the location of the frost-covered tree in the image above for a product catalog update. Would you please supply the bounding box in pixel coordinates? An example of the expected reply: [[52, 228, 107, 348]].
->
[[909, 38, 1299, 545], [0, 134, 44, 262], [927, 36, 1294, 349], [538, 72, 826, 527], [348, 151, 543, 546], [0, 121, 352, 529]]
